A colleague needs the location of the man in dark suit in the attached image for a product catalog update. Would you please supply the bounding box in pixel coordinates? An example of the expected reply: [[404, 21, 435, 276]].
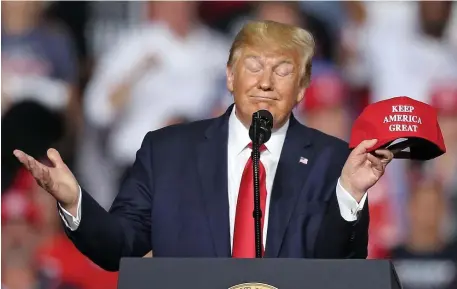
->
[[14, 20, 393, 271]]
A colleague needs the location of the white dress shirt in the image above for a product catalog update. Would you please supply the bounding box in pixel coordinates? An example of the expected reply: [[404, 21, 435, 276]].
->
[[60, 107, 368, 250]]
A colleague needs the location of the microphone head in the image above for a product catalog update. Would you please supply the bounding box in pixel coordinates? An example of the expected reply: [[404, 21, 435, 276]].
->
[[249, 110, 274, 144], [255, 110, 273, 129]]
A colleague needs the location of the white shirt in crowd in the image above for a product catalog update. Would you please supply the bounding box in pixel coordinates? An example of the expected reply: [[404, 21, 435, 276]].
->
[[83, 22, 229, 166], [342, 1, 457, 104], [61, 107, 367, 250]]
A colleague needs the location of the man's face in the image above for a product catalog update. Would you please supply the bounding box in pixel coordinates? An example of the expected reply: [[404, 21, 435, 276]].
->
[[419, 1, 452, 38], [2, 1, 43, 19], [1, 220, 37, 267], [256, 3, 302, 27], [409, 184, 444, 234], [227, 46, 305, 128]]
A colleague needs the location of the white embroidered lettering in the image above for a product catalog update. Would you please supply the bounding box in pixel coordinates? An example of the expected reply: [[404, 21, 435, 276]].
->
[[383, 105, 421, 131]]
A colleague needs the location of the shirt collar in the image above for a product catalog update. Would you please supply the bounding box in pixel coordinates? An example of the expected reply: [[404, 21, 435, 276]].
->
[[228, 105, 289, 156]]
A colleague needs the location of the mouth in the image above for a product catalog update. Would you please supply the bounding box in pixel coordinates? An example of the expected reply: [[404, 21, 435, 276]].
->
[[250, 95, 278, 101]]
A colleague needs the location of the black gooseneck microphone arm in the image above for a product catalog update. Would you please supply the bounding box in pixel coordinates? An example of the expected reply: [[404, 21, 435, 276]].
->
[[249, 110, 273, 258], [251, 122, 263, 258]]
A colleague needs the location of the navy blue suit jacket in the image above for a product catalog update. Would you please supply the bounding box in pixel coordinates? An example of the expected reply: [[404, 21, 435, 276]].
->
[[65, 105, 369, 271]]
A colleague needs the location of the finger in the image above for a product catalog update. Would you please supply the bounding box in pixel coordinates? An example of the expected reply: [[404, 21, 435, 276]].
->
[[25, 155, 54, 192], [47, 148, 64, 169], [40, 165, 54, 192], [374, 149, 394, 164], [352, 139, 378, 155], [13, 149, 31, 169], [393, 151, 411, 159], [23, 154, 49, 180], [367, 153, 383, 172], [27, 155, 45, 180], [387, 139, 416, 154]]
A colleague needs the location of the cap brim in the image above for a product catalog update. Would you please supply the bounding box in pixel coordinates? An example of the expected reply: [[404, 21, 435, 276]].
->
[[365, 136, 445, 160]]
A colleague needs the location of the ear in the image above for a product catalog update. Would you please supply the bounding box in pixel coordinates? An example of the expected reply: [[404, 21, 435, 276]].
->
[[226, 66, 234, 93], [296, 86, 306, 104]]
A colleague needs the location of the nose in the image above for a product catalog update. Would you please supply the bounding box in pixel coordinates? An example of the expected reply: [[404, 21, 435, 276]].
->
[[257, 69, 274, 91]]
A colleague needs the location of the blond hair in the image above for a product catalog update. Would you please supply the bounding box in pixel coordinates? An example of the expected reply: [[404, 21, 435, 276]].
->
[[228, 20, 315, 87]]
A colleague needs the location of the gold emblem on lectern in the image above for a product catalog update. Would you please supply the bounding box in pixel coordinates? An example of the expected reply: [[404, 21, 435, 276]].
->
[[229, 282, 278, 289]]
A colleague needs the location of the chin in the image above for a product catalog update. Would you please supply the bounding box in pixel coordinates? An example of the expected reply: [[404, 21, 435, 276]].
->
[[248, 99, 276, 112]]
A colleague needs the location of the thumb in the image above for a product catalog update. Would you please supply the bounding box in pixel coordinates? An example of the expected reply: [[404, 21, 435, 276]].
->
[[47, 148, 64, 168], [352, 139, 378, 155]]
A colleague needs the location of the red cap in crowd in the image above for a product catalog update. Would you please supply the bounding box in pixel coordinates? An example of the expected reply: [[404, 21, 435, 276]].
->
[[301, 73, 346, 112], [2, 167, 41, 227], [349, 96, 446, 160], [2, 190, 41, 227], [430, 82, 457, 116]]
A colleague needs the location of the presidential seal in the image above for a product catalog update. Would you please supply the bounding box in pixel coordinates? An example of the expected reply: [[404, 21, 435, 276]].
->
[[229, 282, 278, 289]]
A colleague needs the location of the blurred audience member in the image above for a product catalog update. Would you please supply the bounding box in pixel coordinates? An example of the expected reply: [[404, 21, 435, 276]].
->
[[243, 1, 336, 62], [1, 1, 79, 113], [1, 101, 63, 193], [2, 190, 79, 289], [419, 1, 453, 40], [79, 1, 229, 205], [1, 1, 80, 190], [297, 64, 349, 141], [428, 83, 457, 191], [341, 1, 457, 104], [35, 195, 119, 289], [365, 175, 399, 259], [44, 1, 90, 88], [199, 1, 250, 34], [391, 177, 457, 289], [425, 83, 457, 239], [449, 4, 457, 51], [299, 1, 345, 42], [254, 1, 304, 27], [2, 166, 119, 289]]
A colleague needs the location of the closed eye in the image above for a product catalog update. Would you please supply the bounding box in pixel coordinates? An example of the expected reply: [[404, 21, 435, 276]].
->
[[275, 63, 293, 77], [244, 57, 262, 73]]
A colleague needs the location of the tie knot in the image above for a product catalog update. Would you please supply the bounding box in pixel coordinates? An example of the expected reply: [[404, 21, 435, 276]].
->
[[248, 142, 267, 152]]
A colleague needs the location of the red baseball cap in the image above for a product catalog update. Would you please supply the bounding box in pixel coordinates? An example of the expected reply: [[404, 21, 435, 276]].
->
[[301, 73, 346, 112], [2, 190, 41, 227], [349, 96, 446, 160], [1, 167, 41, 228]]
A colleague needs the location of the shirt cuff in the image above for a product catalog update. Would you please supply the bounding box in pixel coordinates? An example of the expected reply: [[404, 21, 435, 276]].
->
[[336, 177, 367, 222], [58, 186, 82, 231]]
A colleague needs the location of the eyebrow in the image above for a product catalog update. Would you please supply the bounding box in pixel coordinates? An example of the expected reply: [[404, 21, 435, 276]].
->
[[244, 55, 294, 67], [275, 60, 294, 66], [244, 55, 262, 61]]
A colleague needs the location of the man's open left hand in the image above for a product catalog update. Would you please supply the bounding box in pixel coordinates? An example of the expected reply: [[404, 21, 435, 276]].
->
[[340, 139, 394, 202]]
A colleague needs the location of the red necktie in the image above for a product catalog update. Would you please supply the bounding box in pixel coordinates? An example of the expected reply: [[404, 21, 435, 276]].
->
[[232, 143, 267, 258]]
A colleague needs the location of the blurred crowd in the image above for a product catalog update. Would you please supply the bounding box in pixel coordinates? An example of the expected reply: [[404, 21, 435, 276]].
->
[[2, 1, 457, 289]]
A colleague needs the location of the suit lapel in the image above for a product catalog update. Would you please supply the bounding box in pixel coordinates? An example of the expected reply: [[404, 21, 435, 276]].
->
[[196, 107, 232, 257], [264, 116, 314, 257]]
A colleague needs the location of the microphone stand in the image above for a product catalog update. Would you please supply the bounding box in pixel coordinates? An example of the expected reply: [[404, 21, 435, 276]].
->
[[251, 118, 263, 258]]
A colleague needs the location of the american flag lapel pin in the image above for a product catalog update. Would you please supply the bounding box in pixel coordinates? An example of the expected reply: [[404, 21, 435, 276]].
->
[[299, 157, 308, 165]]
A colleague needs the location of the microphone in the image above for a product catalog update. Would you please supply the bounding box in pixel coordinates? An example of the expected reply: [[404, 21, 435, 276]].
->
[[248, 110, 273, 258], [249, 110, 273, 145]]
